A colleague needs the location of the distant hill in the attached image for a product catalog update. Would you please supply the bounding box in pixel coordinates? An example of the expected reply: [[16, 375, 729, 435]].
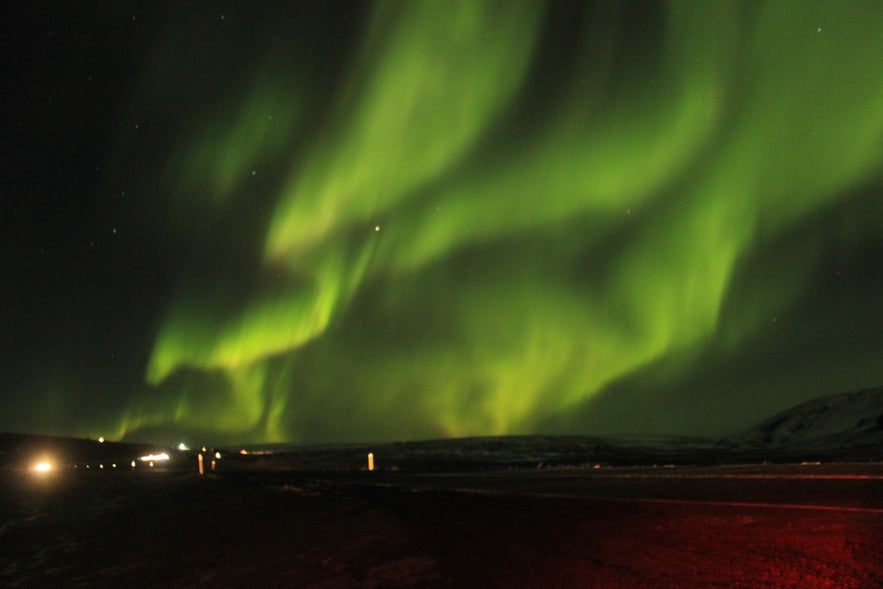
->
[[724, 386, 883, 459]]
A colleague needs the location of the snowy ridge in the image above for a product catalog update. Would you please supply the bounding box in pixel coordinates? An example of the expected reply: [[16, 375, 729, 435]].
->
[[726, 386, 883, 450]]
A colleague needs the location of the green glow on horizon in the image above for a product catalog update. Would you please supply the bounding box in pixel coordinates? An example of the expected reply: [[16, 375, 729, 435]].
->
[[106, 1, 882, 443]]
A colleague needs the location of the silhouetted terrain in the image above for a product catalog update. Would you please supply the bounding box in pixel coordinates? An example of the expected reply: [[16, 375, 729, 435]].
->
[[724, 385, 883, 461]]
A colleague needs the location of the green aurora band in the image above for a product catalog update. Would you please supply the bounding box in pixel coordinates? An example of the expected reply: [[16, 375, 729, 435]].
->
[[103, 1, 883, 443]]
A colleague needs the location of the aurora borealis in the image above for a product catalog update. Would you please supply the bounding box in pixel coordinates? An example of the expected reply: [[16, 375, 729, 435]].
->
[[5, 1, 883, 445]]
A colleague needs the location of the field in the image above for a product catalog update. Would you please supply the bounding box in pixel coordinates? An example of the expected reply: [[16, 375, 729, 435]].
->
[[2, 436, 882, 588]]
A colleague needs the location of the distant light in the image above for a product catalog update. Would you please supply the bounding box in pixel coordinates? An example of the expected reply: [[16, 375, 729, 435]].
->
[[138, 453, 169, 462], [34, 462, 52, 473], [214, 452, 221, 460], [98, 436, 105, 443], [131, 460, 136, 468], [374, 225, 381, 232], [177, 443, 190, 451], [239, 449, 248, 455]]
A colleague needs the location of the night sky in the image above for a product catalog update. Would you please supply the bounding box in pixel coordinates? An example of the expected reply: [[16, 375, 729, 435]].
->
[[4, 1, 882, 446]]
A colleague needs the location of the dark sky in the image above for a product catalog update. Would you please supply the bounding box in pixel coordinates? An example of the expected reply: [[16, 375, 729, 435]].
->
[[3, 1, 882, 446]]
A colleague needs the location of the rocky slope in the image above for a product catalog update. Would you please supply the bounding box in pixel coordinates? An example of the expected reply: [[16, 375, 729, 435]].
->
[[724, 386, 883, 459]]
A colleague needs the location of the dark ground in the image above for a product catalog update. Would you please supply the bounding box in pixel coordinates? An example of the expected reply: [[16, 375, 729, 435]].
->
[[3, 454, 883, 588], [3, 433, 883, 588]]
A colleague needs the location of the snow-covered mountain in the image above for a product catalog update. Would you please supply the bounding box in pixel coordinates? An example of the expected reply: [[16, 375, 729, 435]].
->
[[726, 386, 883, 454]]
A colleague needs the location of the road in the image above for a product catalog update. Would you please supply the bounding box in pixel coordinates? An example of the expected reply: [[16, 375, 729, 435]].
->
[[281, 461, 883, 510]]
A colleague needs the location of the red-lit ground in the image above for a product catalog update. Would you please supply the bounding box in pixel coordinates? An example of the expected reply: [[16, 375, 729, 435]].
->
[[2, 463, 882, 588]]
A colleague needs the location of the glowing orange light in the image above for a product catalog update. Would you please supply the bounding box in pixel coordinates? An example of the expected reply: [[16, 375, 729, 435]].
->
[[34, 462, 52, 473]]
